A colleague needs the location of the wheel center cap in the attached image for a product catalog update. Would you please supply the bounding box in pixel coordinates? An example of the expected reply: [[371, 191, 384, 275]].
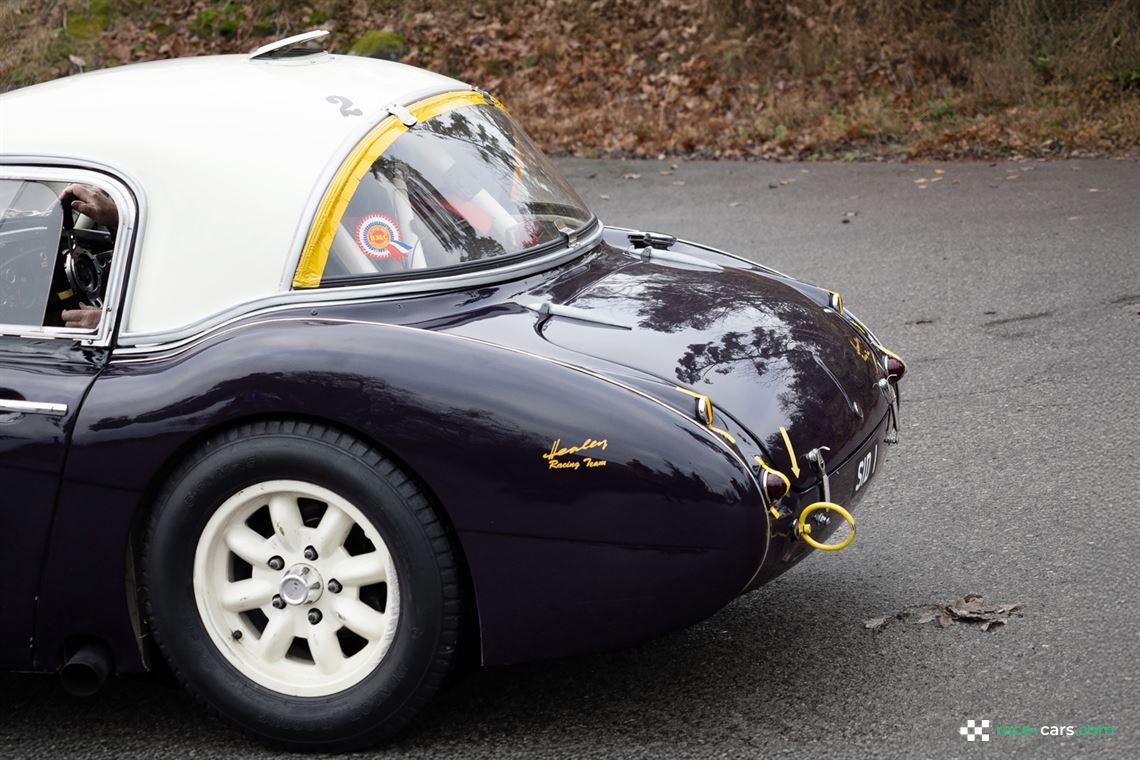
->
[[279, 563, 323, 606]]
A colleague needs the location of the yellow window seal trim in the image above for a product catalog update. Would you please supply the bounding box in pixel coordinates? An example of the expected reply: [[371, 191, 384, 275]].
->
[[407, 90, 487, 124], [293, 90, 494, 289]]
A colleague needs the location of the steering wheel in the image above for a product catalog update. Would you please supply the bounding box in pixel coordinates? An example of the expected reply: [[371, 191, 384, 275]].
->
[[59, 195, 113, 308]]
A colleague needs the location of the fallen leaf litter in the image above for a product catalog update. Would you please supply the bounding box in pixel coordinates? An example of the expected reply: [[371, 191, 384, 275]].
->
[[864, 594, 1023, 633]]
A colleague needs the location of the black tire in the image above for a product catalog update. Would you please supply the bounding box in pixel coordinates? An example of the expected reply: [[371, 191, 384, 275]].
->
[[143, 420, 463, 752]]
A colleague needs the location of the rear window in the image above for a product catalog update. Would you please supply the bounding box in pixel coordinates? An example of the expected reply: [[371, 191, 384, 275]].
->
[[322, 103, 592, 283]]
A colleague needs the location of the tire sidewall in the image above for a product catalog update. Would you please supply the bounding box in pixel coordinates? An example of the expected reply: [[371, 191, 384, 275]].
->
[[146, 431, 446, 747]]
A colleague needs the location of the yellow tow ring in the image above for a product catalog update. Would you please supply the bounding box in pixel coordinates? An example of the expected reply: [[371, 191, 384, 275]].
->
[[796, 502, 856, 552], [790, 446, 857, 551]]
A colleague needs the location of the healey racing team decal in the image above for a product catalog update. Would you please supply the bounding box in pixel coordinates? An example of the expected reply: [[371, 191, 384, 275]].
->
[[355, 214, 414, 261], [542, 437, 609, 470]]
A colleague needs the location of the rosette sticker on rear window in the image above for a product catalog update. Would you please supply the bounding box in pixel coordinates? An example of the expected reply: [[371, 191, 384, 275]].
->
[[355, 214, 413, 261]]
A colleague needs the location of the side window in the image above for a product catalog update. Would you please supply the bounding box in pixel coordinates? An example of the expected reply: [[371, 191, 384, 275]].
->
[[0, 180, 62, 326], [0, 178, 117, 331]]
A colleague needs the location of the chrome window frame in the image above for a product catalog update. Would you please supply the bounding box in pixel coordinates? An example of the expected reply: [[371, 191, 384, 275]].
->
[[0, 159, 141, 349]]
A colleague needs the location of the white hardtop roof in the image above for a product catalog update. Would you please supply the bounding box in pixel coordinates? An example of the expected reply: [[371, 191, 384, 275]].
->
[[0, 53, 466, 335]]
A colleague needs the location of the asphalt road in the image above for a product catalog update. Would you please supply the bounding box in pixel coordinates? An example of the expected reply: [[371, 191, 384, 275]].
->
[[2, 158, 1138, 759]]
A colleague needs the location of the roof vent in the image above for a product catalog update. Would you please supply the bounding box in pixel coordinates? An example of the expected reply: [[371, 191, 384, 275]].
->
[[249, 30, 330, 61]]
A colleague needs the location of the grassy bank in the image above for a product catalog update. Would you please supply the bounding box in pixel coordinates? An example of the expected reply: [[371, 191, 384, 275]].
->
[[2, 0, 1138, 159]]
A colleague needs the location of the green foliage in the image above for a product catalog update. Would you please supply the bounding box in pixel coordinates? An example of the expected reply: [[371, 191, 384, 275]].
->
[[1107, 68, 1140, 89], [1032, 54, 1056, 83], [66, 0, 115, 41], [921, 98, 959, 124], [349, 30, 407, 60], [190, 2, 243, 38]]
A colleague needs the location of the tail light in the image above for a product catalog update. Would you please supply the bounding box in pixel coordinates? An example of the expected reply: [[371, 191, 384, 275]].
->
[[762, 470, 790, 502], [754, 456, 790, 503], [886, 356, 906, 383], [877, 346, 906, 383]]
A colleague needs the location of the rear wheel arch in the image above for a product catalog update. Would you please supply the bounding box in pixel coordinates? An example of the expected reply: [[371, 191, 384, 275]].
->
[[126, 413, 481, 672], [138, 417, 471, 749]]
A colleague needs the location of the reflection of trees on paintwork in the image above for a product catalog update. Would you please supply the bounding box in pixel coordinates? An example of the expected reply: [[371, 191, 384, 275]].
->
[[573, 267, 819, 335], [676, 326, 787, 385], [558, 259, 884, 462]]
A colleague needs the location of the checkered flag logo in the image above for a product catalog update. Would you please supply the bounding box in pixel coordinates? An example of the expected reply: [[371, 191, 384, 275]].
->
[[959, 719, 990, 742]]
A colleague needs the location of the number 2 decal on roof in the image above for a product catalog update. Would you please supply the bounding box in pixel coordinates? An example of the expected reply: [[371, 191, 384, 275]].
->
[[325, 95, 362, 117]]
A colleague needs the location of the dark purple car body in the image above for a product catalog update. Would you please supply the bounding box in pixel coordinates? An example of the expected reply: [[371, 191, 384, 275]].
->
[[3, 225, 899, 674]]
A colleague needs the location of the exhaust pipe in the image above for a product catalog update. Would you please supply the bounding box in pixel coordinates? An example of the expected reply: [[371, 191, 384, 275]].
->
[[60, 640, 112, 697]]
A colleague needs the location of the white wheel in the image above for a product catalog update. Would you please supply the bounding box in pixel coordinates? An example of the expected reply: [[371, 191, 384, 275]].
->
[[146, 422, 462, 750], [193, 480, 400, 697]]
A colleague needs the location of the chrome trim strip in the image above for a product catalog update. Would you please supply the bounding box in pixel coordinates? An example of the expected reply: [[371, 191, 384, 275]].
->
[[519, 299, 633, 329], [0, 399, 68, 416], [843, 308, 882, 346], [637, 247, 723, 271], [120, 222, 603, 349], [113, 313, 750, 466], [115, 313, 762, 509]]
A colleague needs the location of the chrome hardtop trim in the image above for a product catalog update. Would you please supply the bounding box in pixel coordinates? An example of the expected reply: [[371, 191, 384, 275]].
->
[[119, 222, 603, 350]]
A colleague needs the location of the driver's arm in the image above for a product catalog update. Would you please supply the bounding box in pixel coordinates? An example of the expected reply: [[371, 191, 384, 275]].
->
[[60, 183, 118, 229]]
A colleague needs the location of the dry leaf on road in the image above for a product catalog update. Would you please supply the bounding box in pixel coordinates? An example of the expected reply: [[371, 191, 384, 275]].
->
[[864, 594, 1023, 633]]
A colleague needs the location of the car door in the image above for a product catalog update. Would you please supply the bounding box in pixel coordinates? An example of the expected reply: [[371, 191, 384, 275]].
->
[[0, 168, 131, 668]]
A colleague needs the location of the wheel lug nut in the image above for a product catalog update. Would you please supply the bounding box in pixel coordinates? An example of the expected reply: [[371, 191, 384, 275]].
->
[[303, 546, 318, 561], [307, 609, 322, 625], [327, 579, 342, 594], [272, 594, 285, 609], [268, 556, 284, 571]]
